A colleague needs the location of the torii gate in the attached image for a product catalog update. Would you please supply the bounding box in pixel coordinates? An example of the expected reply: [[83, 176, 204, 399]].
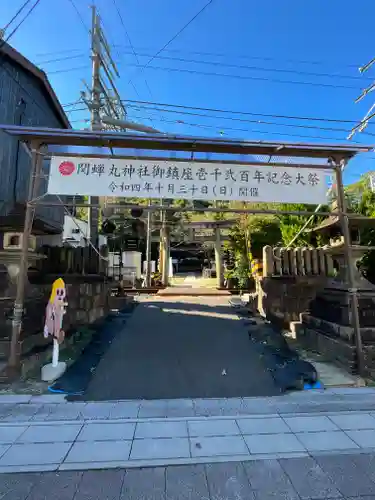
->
[[0, 124, 371, 376]]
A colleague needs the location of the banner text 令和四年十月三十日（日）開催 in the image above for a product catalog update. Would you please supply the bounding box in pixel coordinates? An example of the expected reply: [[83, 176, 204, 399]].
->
[[48, 157, 330, 204]]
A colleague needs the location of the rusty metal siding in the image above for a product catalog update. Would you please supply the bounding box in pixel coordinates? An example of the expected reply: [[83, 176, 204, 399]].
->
[[0, 57, 65, 232]]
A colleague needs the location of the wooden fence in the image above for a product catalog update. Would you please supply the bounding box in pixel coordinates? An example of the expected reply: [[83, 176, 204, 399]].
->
[[37, 246, 105, 276]]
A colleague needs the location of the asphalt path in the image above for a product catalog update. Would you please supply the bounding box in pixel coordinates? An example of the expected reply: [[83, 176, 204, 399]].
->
[[84, 296, 279, 401]]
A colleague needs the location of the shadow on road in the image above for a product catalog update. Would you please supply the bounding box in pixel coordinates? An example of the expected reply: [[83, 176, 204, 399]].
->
[[83, 297, 280, 401]]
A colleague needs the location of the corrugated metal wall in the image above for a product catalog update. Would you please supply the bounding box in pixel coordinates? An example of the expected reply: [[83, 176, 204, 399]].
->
[[0, 57, 66, 232]]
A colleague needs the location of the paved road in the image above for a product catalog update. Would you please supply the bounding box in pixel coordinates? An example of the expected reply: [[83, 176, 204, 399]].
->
[[85, 296, 279, 401], [5, 452, 375, 499]]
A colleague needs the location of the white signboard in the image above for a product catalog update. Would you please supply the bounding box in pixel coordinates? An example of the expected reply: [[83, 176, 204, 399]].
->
[[48, 156, 329, 204]]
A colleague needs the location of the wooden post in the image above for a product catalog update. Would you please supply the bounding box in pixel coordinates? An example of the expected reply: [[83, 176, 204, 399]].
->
[[9, 143, 43, 371], [335, 163, 364, 376]]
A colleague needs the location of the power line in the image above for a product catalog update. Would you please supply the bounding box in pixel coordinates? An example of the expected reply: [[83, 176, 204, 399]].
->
[[126, 112, 356, 142], [63, 99, 373, 131], [1, 0, 42, 46], [63, 107, 87, 113], [126, 63, 364, 90], [35, 47, 83, 58], [67, 0, 89, 32], [64, 104, 363, 142], [46, 60, 365, 90], [128, 0, 214, 84], [2, 0, 33, 33], [0, 0, 87, 128], [111, 0, 147, 86], [127, 111, 373, 144], [36, 49, 374, 83], [125, 104, 354, 133], [110, 0, 164, 130], [33, 44, 366, 71], [0, 0, 53, 123], [120, 98, 372, 125], [36, 53, 86, 65]]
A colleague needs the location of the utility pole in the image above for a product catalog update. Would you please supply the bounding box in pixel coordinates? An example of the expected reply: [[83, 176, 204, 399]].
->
[[90, 6, 101, 132], [81, 6, 161, 248], [87, 5, 100, 247]]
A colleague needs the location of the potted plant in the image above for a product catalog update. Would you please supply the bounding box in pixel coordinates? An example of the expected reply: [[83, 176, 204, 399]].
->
[[224, 268, 238, 289], [233, 253, 253, 291], [151, 272, 162, 287]]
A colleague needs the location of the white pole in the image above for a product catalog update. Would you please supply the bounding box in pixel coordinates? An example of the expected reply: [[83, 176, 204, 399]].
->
[[52, 309, 64, 368], [52, 339, 59, 368]]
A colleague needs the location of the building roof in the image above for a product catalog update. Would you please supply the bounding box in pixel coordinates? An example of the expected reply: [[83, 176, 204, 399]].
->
[[308, 200, 375, 233], [0, 203, 61, 234], [308, 214, 375, 233], [0, 41, 70, 129]]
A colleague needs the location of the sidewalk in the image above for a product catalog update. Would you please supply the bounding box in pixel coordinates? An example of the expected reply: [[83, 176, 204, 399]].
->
[[0, 388, 374, 473], [5, 453, 375, 500]]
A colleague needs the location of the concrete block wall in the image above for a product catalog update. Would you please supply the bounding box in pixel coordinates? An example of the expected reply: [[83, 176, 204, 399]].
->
[[258, 276, 326, 328], [63, 282, 109, 330], [0, 282, 109, 362]]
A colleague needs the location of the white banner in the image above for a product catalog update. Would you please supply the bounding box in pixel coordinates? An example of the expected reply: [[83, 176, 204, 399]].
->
[[48, 156, 329, 204]]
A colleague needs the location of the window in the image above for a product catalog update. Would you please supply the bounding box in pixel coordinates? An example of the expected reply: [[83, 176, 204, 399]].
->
[[9, 235, 20, 246]]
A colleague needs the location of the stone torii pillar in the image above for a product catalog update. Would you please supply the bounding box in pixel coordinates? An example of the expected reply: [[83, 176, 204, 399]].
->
[[214, 225, 224, 288], [160, 222, 170, 286]]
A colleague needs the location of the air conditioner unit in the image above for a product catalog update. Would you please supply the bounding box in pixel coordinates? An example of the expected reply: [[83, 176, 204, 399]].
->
[[3, 232, 36, 251]]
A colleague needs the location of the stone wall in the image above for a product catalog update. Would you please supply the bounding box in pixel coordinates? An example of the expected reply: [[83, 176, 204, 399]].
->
[[0, 281, 109, 364], [64, 282, 109, 328], [298, 311, 375, 378], [300, 323, 357, 374], [309, 289, 375, 327], [258, 276, 327, 328]]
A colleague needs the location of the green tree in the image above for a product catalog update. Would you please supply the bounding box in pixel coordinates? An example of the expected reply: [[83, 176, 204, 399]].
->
[[346, 175, 375, 283], [246, 215, 282, 257], [278, 203, 315, 247]]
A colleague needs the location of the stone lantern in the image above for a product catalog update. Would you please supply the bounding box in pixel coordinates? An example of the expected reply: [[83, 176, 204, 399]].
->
[[308, 200, 375, 290], [299, 201, 375, 375], [0, 232, 46, 298]]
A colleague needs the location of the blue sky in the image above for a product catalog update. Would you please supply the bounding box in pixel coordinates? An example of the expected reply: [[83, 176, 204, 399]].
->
[[2, 0, 375, 184]]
